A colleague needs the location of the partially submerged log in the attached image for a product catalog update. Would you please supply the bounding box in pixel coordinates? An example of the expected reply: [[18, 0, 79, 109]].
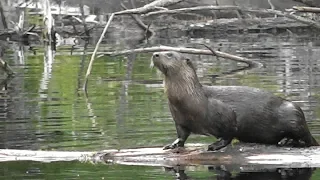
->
[[293, 0, 320, 7], [1, 143, 320, 169], [103, 144, 320, 168], [293, 6, 320, 13], [187, 17, 314, 36], [145, 5, 320, 29]]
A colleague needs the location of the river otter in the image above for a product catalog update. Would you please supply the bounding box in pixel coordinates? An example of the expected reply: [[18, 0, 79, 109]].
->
[[152, 51, 318, 151]]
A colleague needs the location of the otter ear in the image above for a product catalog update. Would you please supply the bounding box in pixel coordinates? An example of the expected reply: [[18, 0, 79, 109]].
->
[[186, 58, 197, 70], [186, 58, 192, 66]]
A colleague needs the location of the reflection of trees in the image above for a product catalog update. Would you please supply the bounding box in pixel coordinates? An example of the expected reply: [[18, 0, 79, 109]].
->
[[0, 75, 38, 149], [275, 40, 319, 123], [115, 52, 136, 149], [0, 41, 39, 149]]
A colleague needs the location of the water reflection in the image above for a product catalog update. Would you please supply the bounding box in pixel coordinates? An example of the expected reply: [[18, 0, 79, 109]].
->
[[165, 166, 315, 180]]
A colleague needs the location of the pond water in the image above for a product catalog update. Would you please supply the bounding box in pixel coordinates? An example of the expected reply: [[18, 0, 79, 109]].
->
[[1, 25, 320, 179]]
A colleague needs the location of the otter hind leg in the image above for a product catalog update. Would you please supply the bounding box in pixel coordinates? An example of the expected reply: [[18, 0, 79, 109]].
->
[[207, 138, 232, 151], [279, 126, 318, 147], [298, 132, 319, 147], [285, 121, 318, 147], [278, 137, 301, 147], [163, 124, 190, 150], [279, 102, 319, 147]]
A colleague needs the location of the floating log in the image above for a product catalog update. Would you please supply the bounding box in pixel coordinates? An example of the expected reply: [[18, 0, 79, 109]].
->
[[0, 143, 320, 169], [186, 17, 315, 36]]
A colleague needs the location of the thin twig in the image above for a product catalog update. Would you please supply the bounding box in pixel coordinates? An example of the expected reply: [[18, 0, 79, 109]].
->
[[99, 45, 262, 68], [268, 0, 277, 18], [144, 5, 320, 29], [145, 5, 242, 16], [115, 0, 184, 15], [120, 3, 154, 36], [83, 13, 115, 92]]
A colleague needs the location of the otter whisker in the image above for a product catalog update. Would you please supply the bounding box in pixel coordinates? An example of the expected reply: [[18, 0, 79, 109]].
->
[[149, 58, 154, 68]]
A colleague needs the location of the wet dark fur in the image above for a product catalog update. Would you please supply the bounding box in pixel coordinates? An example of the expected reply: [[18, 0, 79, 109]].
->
[[152, 51, 318, 151]]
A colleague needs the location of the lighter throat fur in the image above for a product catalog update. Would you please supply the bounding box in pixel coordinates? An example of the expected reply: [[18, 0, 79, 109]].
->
[[164, 66, 203, 103]]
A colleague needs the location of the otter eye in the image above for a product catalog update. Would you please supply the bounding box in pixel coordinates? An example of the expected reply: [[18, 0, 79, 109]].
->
[[166, 52, 173, 58]]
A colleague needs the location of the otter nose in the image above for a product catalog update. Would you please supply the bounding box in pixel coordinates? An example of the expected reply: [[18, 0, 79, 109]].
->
[[153, 52, 160, 58]]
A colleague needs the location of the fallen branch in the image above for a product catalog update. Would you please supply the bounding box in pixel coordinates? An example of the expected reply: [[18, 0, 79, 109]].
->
[[115, 0, 184, 15], [145, 5, 239, 16], [83, 13, 115, 92], [292, 6, 320, 13], [145, 5, 320, 29], [98, 45, 262, 68]]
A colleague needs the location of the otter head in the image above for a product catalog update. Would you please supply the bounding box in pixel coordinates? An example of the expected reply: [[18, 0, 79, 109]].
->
[[151, 51, 196, 77], [152, 51, 204, 103]]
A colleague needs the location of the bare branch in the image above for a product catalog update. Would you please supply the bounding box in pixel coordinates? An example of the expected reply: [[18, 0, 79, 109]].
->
[[115, 0, 185, 15], [120, 3, 154, 36], [145, 5, 239, 16], [83, 13, 115, 92], [99, 45, 262, 68]]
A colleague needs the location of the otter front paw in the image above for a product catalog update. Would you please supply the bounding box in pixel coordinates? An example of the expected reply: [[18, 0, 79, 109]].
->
[[163, 138, 184, 150], [207, 144, 219, 151], [163, 143, 177, 150], [163, 144, 185, 153]]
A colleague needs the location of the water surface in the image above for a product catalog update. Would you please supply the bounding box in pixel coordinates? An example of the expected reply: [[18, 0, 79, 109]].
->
[[1, 28, 320, 179]]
